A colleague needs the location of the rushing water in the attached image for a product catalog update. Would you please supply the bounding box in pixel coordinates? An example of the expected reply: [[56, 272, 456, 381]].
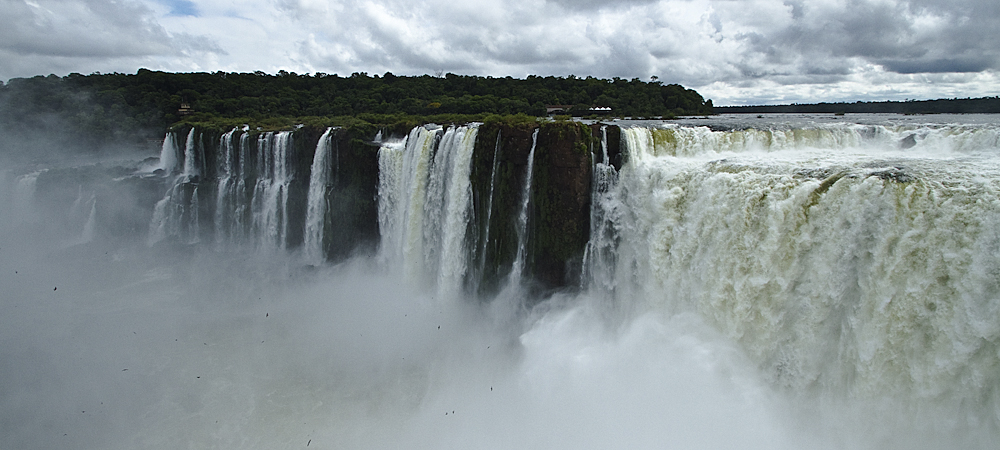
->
[[590, 118, 1000, 446], [304, 128, 335, 264], [509, 129, 539, 287], [1, 114, 998, 449], [377, 124, 480, 298]]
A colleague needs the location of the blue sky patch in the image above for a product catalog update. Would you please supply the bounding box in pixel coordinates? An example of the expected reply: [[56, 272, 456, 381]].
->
[[157, 0, 200, 17]]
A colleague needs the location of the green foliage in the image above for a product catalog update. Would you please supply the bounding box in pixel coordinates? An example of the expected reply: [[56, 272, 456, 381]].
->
[[716, 97, 1000, 114], [482, 112, 540, 127], [0, 70, 714, 153]]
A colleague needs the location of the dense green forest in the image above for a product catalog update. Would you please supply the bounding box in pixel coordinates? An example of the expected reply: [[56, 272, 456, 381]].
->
[[0, 70, 712, 156], [715, 97, 1000, 114]]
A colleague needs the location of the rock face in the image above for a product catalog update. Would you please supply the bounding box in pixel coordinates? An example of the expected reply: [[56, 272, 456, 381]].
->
[[467, 121, 597, 294], [470, 123, 535, 294], [529, 122, 593, 291], [324, 129, 381, 259], [138, 121, 610, 292]]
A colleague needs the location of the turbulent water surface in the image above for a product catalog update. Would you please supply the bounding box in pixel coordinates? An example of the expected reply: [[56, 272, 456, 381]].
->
[[1, 114, 999, 449]]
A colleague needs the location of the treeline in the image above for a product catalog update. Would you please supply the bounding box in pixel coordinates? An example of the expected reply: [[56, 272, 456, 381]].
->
[[0, 70, 712, 156], [715, 97, 1000, 114]]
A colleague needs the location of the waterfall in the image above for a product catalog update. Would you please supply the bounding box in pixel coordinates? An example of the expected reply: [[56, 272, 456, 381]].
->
[[377, 124, 480, 296], [587, 124, 1000, 407], [158, 132, 180, 174], [434, 126, 480, 296], [181, 128, 200, 178], [304, 127, 334, 264], [582, 125, 620, 292], [149, 128, 300, 250], [252, 131, 294, 252], [214, 129, 237, 249], [619, 122, 1000, 157], [232, 131, 251, 243], [147, 182, 182, 245], [477, 131, 502, 285], [79, 200, 97, 244], [67, 187, 97, 245], [13, 170, 41, 223], [378, 125, 440, 282], [508, 129, 538, 286], [187, 186, 200, 244], [376, 133, 409, 266], [147, 128, 205, 246]]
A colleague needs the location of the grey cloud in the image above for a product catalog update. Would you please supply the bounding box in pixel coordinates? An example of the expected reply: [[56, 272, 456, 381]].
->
[[879, 57, 994, 74], [747, 1, 912, 58], [783, 0, 804, 19], [546, 0, 660, 10], [802, 64, 853, 76], [739, 0, 999, 75]]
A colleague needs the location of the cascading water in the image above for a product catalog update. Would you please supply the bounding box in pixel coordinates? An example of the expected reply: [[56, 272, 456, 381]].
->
[[158, 132, 180, 174], [434, 126, 480, 296], [11, 170, 42, 225], [65, 186, 98, 245], [375, 132, 412, 267], [186, 186, 200, 244], [148, 128, 204, 245], [304, 128, 334, 264], [585, 122, 1000, 436], [508, 129, 538, 286], [232, 130, 252, 244], [476, 131, 502, 287], [581, 125, 621, 293], [181, 128, 200, 178], [160, 129, 297, 252], [377, 124, 480, 297], [79, 199, 97, 244], [147, 184, 174, 245], [213, 129, 237, 249], [253, 131, 294, 252]]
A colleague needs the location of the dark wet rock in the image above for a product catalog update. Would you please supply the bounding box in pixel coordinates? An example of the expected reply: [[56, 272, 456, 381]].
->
[[794, 168, 839, 180], [870, 167, 915, 183], [530, 122, 593, 291]]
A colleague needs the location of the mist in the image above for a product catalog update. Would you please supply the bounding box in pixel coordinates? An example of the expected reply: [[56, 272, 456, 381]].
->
[[0, 208, 797, 449]]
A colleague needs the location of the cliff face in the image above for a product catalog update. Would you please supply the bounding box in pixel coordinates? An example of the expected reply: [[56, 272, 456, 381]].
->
[[529, 122, 593, 291], [140, 121, 611, 292], [323, 129, 381, 259], [470, 123, 532, 294], [467, 121, 599, 294]]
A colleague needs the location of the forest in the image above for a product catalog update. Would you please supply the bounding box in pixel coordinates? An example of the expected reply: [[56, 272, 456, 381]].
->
[[0, 70, 712, 156], [716, 97, 1000, 114]]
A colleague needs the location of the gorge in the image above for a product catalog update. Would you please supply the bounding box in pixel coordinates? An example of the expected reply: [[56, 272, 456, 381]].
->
[[2, 114, 999, 449]]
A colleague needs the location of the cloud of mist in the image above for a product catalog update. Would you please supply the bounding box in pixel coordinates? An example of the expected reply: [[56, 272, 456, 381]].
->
[[0, 155, 804, 449], [0, 222, 805, 450], [3, 132, 1000, 449]]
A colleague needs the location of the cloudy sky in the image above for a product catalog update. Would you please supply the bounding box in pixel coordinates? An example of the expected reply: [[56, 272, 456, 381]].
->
[[1, 0, 997, 105]]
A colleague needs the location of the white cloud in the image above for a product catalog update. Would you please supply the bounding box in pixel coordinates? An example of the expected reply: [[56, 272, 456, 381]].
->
[[0, 0, 224, 77]]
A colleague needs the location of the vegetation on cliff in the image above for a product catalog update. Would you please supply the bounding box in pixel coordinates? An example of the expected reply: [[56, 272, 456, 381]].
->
[[0, 70, 711, 156], [715, 97, 1000, 115]]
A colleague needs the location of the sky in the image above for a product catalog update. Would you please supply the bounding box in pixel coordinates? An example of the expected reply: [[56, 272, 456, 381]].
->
[[0, 0, 998, 105]]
